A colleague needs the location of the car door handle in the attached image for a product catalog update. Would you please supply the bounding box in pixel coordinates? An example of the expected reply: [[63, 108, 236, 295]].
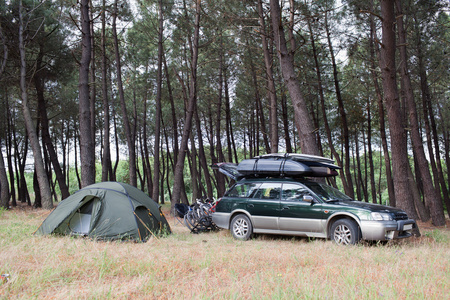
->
[[248, 204, 254, 208], [282, 206, 290, 210]]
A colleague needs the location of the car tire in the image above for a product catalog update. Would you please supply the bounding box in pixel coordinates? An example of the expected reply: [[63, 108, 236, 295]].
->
[[230, 214, 253, 241], [330, 219, 361, 245]]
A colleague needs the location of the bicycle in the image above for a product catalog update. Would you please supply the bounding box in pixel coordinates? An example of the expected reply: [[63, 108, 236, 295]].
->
[[178, 198, 218, 233]]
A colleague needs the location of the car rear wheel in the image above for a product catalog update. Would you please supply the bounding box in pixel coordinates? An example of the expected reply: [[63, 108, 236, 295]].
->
[[331, 219, 361, 245], [230, 214, 252, 241]]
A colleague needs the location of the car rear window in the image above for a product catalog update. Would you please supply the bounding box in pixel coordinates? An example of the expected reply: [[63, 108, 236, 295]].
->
[[252, 183, 282, 200], [225, 183, 261, 198]]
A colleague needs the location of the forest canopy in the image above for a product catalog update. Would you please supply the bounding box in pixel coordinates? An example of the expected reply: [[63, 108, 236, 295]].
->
[[0, 0, 449, 225]]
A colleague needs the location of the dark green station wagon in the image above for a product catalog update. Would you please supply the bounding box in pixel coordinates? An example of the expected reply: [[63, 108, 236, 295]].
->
[[212, 154, 418, 245]]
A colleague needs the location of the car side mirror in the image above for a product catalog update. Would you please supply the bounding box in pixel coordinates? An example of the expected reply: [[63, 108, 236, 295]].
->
[[303, 195, 315, 204]]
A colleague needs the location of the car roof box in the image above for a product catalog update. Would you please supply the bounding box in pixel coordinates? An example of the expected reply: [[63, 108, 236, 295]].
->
[[237, 153, 340, 178]]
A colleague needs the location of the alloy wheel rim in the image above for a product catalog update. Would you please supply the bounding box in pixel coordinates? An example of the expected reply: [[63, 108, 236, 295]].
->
[[334, 224, 352, 245], [233, 218, 248, 237]]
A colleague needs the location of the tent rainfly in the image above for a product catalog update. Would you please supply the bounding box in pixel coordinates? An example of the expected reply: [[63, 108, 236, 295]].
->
[[35, 182, 171, 242]]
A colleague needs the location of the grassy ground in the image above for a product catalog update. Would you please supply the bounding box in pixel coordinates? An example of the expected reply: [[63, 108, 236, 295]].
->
[[1, 204, 449, 299]]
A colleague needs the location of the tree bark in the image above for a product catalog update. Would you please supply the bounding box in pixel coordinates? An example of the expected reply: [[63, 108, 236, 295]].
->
[[258, 0, 278, 153], [307, 16, 348, 192], [112, 0, 137, 186], [0, 26, 9, 209], [269, 0, 319, 155], [368, 0, 396, 207], [34, 58, 70, 199], [152, 0, 164, 201], [324, 11, 354, 198], [142, 79, 154, 197], [89, 2, 96, 149], [101, 0, 112, 182], [6, 98, 16, 206], [248, 41, 270, 154], [19, 0, 52, 209], [366, 101, 377, 204], [194, 108, 214, 199], [280, 92, 292, 153], [379, 0, 417, 219], [0, 148, 9, 208], [395, 0, 443, 224], [171, 0, 201, 211], [78, 0, 96, 187]]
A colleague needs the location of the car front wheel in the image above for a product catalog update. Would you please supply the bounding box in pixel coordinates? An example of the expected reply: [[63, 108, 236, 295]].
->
[[230, 214, 253, 241], [330, 219, 361, 245]]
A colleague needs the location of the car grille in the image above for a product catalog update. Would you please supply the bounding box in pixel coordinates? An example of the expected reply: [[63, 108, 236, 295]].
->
[[393, 212, 408, 220]]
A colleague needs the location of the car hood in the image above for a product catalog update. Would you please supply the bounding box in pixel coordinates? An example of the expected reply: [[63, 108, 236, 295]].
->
[[337, 200, 404, 213]]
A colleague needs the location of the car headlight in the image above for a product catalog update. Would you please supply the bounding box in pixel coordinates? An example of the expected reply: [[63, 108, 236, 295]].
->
[[371, 212, 392, 221]]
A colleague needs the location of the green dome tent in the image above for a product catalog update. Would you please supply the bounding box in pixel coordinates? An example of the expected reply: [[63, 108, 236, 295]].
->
[[35, 182, 171, 242]]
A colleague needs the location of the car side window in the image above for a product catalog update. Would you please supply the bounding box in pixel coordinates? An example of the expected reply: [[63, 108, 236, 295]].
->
[[281, 183, 311, 202], [252, 183, 282, 200], [225, 183, 260, 198]]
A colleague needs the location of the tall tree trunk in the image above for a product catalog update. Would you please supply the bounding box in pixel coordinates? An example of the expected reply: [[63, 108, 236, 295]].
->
[[324, 11, 354, 198], [112, 0, 137, 186], [163, 52, 179, 169], [189, 135, 199, 202], [18, 0, 52, 209], [379, 0, 417, 219], [112, 103, 119, 180], [0, 26, 9, 209], [427, 97, 450, 219], [0, 148, 9, 208], [152, 0, 164, 201], [247, 42, 270, 154], [160, 144, 165, 204], [194, 108, 213, 199], [366, 101, 377, 204], [213, 64, 225, 196], [6, 97, 16, 206], [307, 16, 347, 192], [369, 0, 396, 207], [171, 0, 201, 211], [78, 0, 96, 187], [34, 46, 70, 200], [258, 0, 278, 153], [395, 0, 442, 224], [89, 1, 96, 148], [101, 0, 112, 182], [355, 134, 365, 202], [73, 123, 82, 189], [142, 77, 153, 197], [439, 107, 450, 217], [269, 0, 319, 155], [280, 92, 293, 153], [223, 66, 236, 163]]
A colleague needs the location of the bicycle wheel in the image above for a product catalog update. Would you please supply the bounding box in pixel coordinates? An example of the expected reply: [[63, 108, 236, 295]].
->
[[184, 211, 197, 231]]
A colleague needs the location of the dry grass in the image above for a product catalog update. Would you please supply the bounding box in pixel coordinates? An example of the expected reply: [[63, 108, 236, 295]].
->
[[1, 204, 449, 299]]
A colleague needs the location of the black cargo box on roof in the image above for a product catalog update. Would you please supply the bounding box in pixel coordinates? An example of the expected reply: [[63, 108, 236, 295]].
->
[[213, 153, 340, 180], [237, 153, 339, 178]]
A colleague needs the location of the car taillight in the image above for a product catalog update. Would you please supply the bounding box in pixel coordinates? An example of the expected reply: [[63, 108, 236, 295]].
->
[[210, 198, 221, 213]]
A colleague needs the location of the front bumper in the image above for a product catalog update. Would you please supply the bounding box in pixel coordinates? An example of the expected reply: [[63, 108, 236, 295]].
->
[[360, 219, 417, 241]]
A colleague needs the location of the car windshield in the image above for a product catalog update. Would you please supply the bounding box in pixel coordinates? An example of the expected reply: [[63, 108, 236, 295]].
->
[[303, 182, 353, 202]]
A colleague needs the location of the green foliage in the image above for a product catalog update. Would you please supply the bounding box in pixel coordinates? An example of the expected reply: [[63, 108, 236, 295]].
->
[[425, 229, 449, 244]]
